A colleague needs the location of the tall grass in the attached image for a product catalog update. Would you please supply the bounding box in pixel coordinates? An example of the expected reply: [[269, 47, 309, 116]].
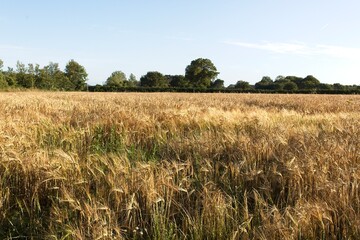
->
[[0, 92, 359, 239]]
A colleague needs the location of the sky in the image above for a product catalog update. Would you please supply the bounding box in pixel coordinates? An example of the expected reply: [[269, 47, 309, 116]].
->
[[1, 0, 359, 86]]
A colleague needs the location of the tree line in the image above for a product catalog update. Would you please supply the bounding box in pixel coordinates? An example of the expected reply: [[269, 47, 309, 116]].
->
[[0, 59, 87, 91], [0, 58, 359, 93]]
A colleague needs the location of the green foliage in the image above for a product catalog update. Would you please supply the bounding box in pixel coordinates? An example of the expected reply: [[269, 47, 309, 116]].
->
[[140, 71, 169, 87], [301, 75, 320, 90], [275, 75, 285, 82], [0, 72, 8, 89], [1, 59, 87, 91], [333, 83, 345, 90], [36, 68, 52, 89], [127, 73, 139, 87], [16, 61, 26, 73], [56, 75, 75, 91], [255, 76, 274, 90], [17, 73, 35, 88], [283, 81, 298, 91], [185, 58, 219, 88], [317, 83, 333, 90], [105, 71, 127, 88], [284, 76, 303, 83], [35, 62, 62, 89], [65, 60, 88, 90], [167, 75, 190, 88], [211, 79, 225, 89], [234, 80, 252, 90], [1, 57, 360, 93], [4, 73, 16, 87], [253, 75, 329, 92], [14, 61, 34, 88], [272, 76, 291, 91]]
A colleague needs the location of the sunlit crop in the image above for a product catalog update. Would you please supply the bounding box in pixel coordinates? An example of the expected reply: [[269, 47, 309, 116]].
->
[[0, 92, 359, 239]]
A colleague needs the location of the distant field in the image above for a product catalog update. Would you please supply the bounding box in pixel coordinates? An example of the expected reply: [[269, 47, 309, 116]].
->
[[0, 92, 359, 239]]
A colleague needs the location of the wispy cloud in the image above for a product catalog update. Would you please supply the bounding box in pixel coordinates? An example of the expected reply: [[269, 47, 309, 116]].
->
[[224, 41, 360, 60]]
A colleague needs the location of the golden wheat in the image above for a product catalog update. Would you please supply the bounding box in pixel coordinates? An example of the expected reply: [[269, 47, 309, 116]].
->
[[0, 92, 359, 239]]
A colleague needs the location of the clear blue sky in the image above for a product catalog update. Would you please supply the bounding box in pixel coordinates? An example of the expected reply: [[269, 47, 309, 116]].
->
[[1, 0, 359, 86]]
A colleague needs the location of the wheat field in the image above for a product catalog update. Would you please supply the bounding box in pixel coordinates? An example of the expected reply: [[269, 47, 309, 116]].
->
[[0, 92, 359, 239]]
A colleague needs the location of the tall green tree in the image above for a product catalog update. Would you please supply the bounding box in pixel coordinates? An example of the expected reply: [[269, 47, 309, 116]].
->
[[15, 61, 25, 87], [26, 63, 36, 88], [15, 61, 35, 88], [105, 71, 127, 88], [43, 62, 72, 90], [35, 63, 57, 89], [185, 58, 219, 88], [140, 71, 168, 87], [36, 68, 52, 89], [127, 73, 138, 87], [65, 60, 88, 91]]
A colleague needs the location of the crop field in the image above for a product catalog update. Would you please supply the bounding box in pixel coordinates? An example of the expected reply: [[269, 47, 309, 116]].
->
[[0, 92, 359, 239]]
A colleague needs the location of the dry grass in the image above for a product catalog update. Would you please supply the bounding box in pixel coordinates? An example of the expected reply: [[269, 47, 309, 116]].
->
[[0, 92, 359, 239]]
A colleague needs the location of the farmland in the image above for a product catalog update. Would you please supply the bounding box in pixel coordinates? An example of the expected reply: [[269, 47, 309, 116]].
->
[[0, 92, 359, 239]]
